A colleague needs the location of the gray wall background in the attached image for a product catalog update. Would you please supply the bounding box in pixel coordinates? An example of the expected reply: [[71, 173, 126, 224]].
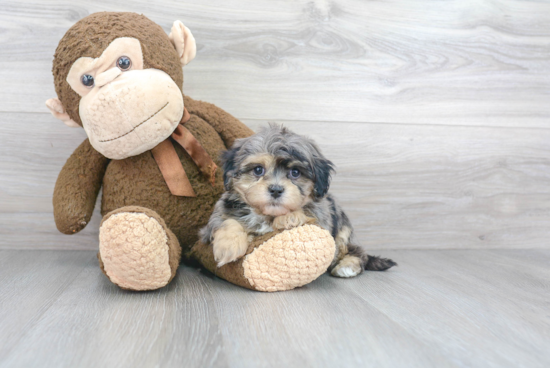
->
[[1, 0, 549, 250]]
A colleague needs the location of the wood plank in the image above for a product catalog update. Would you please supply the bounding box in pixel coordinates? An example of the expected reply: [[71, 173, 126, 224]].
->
[[0, 253, 229, 368], [202, 272, 455, 368], [0, 212, 100, 249], [331, 249, 550, 368], [4, 111, 548, 250], [0, 0, 549, 127], [245, 119, 550, 250], [0, 250, 94, 359], [0, 250, 455, 368], [2, 249, 549, 367], [0, 112, 99, 249]]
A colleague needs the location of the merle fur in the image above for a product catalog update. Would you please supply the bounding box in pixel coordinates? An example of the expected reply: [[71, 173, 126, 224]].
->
[[200, 124, 396, 273]]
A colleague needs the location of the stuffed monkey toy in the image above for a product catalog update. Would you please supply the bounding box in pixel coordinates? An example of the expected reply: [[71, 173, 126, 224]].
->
[[47, 12, 335, 292]]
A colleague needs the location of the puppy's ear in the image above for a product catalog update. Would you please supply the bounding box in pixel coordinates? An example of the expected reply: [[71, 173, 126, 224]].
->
[[312, 156, 335, 199], [221, 147, 239, 191]]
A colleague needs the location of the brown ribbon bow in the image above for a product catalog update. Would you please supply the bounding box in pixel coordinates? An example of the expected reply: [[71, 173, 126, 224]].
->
[[151, 108, 217, 197]]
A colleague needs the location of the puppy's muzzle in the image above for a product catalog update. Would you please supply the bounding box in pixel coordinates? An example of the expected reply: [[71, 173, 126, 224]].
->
[[268, 184, 284, 199]]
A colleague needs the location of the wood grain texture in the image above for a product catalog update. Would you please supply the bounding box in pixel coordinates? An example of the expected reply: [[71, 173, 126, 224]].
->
[[1, 249, 549, 367], [0, 251, 228, 368], [244, 119, 550, 250], [0, 1, 549, 249], [0, 250, 95, 358], [0, 0, 549, 127], [2, 112, 549, 250]]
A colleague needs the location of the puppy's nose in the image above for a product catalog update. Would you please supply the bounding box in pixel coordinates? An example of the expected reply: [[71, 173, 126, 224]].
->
[[268, 185, 284, 199]]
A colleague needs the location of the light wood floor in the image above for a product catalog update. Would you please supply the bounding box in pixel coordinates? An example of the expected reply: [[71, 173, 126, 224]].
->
[[0, 249, 548, 368]]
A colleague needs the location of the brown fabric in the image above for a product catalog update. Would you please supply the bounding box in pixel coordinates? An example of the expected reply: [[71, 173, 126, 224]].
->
[[101, 113, 228, 251], [184, 96, 255, 148], [181, 107, 190, 124], [189, 229, 286, 290], [98, 206, 182, 290], [53, 139, 109, 234], [151, 107, 218, 196], [188, 219, 318, 291], [52, 12, 183, 126], [50, 12, 258, 290], [172, 124, 218, 186], [96, 105, 251, 273], [151, 139, 196, 197]]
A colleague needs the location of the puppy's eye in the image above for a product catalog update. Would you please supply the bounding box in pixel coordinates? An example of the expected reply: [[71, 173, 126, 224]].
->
[[253, 166, 265, 177], [289, 168, 301, 179], [81, 74, 94, 87], [116, 56, 132, 71]]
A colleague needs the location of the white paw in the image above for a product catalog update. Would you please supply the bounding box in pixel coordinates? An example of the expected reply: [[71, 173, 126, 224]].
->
[[331, 256, 362, 278], [213, 219, 249, 267]]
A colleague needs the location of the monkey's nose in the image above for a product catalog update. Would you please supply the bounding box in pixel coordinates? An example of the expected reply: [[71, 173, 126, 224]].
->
[[95, 67, 122, 88], [268, 185, 285, 199]]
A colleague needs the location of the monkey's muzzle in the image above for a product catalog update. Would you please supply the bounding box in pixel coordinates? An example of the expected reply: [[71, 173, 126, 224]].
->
[[80, 69, 184, 160]]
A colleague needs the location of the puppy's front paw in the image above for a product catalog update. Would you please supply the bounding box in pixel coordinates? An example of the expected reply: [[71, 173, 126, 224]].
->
[[273, 210, 309, 230], [213, 219, 249, 267], [331, 255, 363, 278]]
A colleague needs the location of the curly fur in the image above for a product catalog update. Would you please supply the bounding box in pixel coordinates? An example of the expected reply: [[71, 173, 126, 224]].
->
[[200, 125, 396, 274]]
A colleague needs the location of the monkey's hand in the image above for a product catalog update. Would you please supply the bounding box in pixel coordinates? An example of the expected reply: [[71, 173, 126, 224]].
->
[[212, 219, 249, 267], [53, 139, 109, 234], [272, 210, 310, 230]]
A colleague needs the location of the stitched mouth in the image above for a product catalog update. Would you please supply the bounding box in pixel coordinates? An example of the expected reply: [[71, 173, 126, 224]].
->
[[98, 102, 169, 143]]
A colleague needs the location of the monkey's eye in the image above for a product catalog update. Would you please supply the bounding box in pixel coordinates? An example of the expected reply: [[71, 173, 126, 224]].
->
[[116, 56, 132, 71], [289, 168, 301, 179], [81, 74, 94, 87], [253, 166, 265, 177]]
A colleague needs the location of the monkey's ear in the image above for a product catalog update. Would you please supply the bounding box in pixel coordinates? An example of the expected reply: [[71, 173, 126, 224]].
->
[[168, 20, 197, 66], [45, 98, 80, 128]]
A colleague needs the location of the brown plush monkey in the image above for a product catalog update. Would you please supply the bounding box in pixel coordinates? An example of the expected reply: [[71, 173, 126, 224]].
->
[[47, 12, 334, 292]]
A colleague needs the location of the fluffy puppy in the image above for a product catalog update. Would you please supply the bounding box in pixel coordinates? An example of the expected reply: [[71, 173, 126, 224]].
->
[[200, 125, 396, 277]]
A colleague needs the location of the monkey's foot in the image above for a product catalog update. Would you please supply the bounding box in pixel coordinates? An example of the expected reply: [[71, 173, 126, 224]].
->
[[190, 223, 336, 292], [98, 206, 181, 291]]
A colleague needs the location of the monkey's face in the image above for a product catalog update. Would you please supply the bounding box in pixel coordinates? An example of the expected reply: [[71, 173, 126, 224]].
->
[[66, 37, 184, 159], [48, 15, 197, 160]]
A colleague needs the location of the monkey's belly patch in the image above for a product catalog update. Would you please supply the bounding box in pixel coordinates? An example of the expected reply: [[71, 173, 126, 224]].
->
[[242, 224, 335, 292], [99, 212, 172, 290]]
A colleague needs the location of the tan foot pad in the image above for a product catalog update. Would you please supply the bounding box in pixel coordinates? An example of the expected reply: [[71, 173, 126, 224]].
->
[[99, 212, 172, 291], [243, 224, 335, 292]]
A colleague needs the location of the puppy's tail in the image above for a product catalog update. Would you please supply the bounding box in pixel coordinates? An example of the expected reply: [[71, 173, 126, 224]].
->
[[348, 244, 397, 271], [364, 255, 397, 271]]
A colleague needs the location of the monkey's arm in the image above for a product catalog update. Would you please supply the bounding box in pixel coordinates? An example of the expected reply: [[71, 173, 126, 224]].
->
[[184, 96, 254, 148], [53, 139, 109, 234]]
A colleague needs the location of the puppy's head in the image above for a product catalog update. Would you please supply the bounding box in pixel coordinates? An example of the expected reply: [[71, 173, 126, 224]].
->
[[222, 124, 334, 216]]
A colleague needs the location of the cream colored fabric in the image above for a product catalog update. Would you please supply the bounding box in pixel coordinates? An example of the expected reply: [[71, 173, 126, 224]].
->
[[66, 38, 144, 97], [242, 224, 335, 292], [45, 98, 80, 127], [94, 67, 122, 88], [64, 37, 184, 160], [79, 68, 184, 159], [168, 20, 196, 66], [99, 212, 172, 291]]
